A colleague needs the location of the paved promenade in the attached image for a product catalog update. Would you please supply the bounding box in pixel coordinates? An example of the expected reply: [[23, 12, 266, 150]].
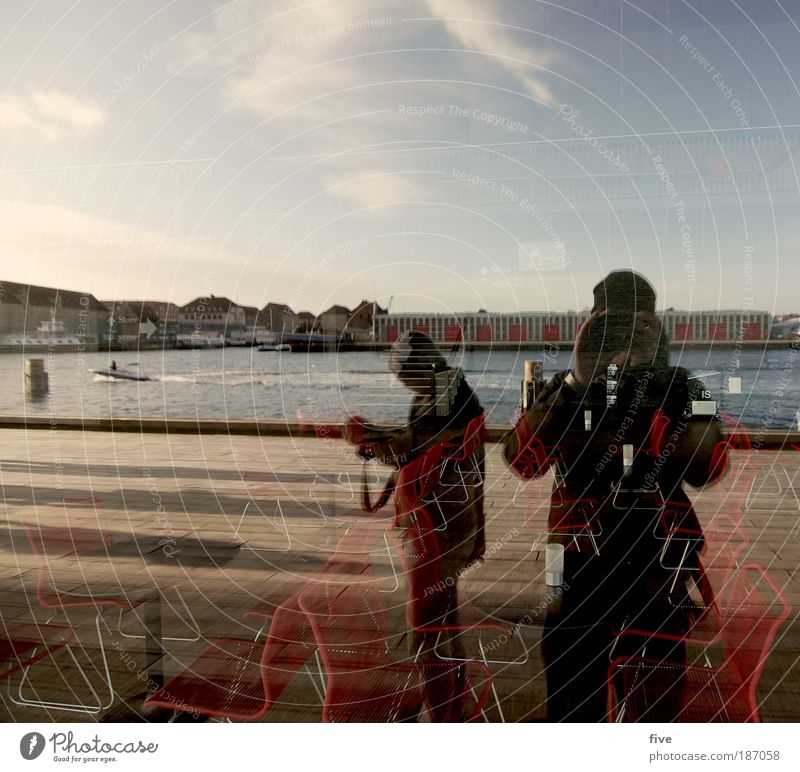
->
[[1, 428, 798, 722]]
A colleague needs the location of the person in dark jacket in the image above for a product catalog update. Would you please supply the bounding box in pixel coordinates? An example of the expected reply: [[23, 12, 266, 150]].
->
[[503, 270, 726, 721], [345, 330, 486, 720]]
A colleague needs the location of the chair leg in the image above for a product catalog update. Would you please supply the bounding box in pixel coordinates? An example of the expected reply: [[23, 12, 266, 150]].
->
[[117, 587, 201, 643], [429, 629, 527, 722], [236, 500, 294, 549], [10, 613, 115, 714], [302, 662, 325, 702], [478, 639, 505, 723], [375, 533, 400, 594]]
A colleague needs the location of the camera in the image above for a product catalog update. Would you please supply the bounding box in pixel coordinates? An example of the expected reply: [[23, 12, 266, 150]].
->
[[585, 311, 639, 355], [431, 364, 462, 417]]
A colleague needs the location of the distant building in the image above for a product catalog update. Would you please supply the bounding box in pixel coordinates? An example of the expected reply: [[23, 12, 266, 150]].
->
[[318, 304, 351, 338], [234, 305, 269, 345], [260, 302, 299, 334], [178, 295, 247, 344], [375, 309, 772, 344], [240, 305, 260, 328], [0, 280, 108, 349], [295, 311, 319, 333], [345, 299, 386, 341]]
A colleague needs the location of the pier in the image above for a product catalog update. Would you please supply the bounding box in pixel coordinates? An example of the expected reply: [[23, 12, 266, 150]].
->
[[1, 425, 799, 722]]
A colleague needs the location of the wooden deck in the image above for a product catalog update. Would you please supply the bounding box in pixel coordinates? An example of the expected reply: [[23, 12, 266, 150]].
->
[[1, 428, 799, 722]]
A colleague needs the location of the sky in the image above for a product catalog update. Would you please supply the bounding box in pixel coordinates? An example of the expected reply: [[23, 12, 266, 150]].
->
[[1, 0, 800, 316]]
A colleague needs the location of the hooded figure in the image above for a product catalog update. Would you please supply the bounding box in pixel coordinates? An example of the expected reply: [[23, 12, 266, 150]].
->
[[346, 330, 486, 720], [353, 330, 486, 567], [503, 270, 726, 721]]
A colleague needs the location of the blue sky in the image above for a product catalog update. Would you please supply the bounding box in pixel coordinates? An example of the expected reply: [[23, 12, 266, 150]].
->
[[1, 0, 800, 315]]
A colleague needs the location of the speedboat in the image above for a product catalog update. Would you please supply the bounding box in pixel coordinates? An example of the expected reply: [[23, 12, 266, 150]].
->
[[92, 368, 151, 381], [257, 343, 291, 352]]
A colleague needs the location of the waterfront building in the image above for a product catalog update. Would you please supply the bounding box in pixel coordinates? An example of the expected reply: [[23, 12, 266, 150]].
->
[[374, 308, 772, 344], [349, 299, 387, 342], [260, 302, 299, 335], [295, 311, 318, 333], [318, 304, 352, 339], [0, 280, 108, 350], [177, 295, 248, 345]]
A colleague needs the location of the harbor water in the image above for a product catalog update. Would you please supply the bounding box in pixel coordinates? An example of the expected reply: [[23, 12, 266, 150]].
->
[[0, 346, 798, 430]]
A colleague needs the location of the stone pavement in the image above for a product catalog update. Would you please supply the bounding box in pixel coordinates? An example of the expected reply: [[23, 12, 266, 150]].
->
[[0, 428, 798, 722]]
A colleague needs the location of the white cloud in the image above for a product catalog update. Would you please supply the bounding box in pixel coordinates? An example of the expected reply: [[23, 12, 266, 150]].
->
[[170, 0, 558, 140], [0, 90, 104, 140], [167, 0, 559, 209], [426, 0, 557, 104], [322, 168, 435, 210]]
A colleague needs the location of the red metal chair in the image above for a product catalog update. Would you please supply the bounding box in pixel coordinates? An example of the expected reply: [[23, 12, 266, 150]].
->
[[396, 507, 528, 721], [610, 515, 750, 662], [242, 555, 374, 639], [144, 592, 323, 721], [545, 494, 603, 554], [520, 478, 603, 555], [607, 564, 791, 722], [2, 622, 119, 717], [20, 514, 158, 714], [233, 498, 292, 552], [241, 522, 399, 640], [653, 500, 704, 575], [419, 415, 488, 530], [393, 443, 446, 523], [696, 514, 750, 608], [439, 414, 487, 486], [1, 623, 74, 682], [298, 579, 492, 722]]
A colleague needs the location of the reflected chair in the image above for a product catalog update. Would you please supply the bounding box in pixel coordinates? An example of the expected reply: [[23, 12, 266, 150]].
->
[[243, 521, 399, 639], [20, 519, 157, 714], [422, 415, 488, 531], [298, 579, 492, 722], [544, 495, 603, 555], [607, 564, 790, 722], [393, 443, 445, 521], [1, 623, 87, 710], [234, 497, 293, 550], [242, 555, 374, 640], [144, 591, 325, 721], [610, 514, 750, 664], [439, 414, 487, 488], [396, 507, 529, 722]]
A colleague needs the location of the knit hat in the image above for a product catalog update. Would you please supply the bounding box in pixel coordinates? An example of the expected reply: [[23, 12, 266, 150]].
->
[[591, 270, 657, 315], [388, 330, 446, 376]]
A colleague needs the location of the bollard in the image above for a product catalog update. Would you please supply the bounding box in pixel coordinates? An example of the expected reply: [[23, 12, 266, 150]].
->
[[24, 358, 49, 401], [520, 360, 544, 410]]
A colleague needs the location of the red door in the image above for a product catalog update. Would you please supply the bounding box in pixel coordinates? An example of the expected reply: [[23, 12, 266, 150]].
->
[[675, 323, 693, 341], [387, 325, 398, 342], [476, 324, 492, 342], [444, 325, 462, 342], [743, 322, 761, 340], [543, 324, 560, 342], [509, 324, 527, 342], [709, 323, 728, 341]]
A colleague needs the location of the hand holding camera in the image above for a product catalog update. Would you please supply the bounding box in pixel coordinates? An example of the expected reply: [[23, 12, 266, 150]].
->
[[573, 309, 664, 386]]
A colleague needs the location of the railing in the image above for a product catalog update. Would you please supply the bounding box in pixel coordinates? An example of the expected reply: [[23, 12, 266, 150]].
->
[[1, 414, 798, 449]]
